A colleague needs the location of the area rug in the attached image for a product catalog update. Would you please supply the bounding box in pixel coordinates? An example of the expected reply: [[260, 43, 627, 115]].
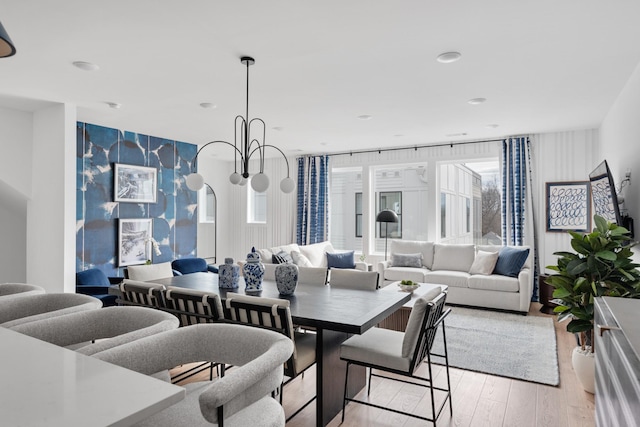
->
[[430, 306, 559, 386]]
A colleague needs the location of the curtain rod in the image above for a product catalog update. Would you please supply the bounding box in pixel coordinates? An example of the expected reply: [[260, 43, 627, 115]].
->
[[321, 137, 506, 158]]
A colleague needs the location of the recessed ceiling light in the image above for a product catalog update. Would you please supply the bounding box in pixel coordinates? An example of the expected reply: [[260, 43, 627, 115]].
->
[[394, 134, 404, 137], [272, 126, 284, 131], [436, 51, 462, 63], [105, 102, 121, 109], [320, 142, 328, 146], [486, 124, 499, 129], [357, 115, 372, 120], [446, 132, 468, 137], [199, 102, 216, 109], [468, 98, 487, 105], [72, 61, 99, 71]]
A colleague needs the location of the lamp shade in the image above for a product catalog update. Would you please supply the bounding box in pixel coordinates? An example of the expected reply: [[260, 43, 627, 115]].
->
[[185, 173, 205, 191], [0, 21, 16, 58], [376, 209, 398, 223]]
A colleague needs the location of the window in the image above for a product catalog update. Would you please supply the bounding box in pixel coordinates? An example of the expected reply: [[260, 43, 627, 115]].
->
[[355, 192, 363, 237], [438, 160, 500, 244], [377, 191, 402, 238], [199, 185, 216, 223], [247, 180, 267, 224]]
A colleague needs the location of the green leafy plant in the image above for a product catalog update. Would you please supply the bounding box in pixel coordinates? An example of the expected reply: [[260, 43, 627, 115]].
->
[[546, 215, 640, 352]]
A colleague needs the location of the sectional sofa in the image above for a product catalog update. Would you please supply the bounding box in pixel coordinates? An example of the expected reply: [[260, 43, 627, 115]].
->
[[377, 240, 533, 314]]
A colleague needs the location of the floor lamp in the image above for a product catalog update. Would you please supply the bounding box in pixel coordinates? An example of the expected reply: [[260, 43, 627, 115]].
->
[[376, 209, 399, 261]]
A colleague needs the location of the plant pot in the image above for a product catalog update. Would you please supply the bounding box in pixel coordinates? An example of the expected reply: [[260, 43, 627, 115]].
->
[[571, 346, 595, 394]]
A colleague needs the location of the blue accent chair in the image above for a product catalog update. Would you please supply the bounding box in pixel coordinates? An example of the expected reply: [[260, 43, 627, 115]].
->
[[171, 258, 219, 275], [76, 268, 122, 307]]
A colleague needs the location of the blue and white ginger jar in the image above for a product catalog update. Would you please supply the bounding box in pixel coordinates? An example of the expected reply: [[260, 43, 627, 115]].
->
[[218, 257, 239, 289], [242, 247, 265, 292], [275, 263, 298, 295]]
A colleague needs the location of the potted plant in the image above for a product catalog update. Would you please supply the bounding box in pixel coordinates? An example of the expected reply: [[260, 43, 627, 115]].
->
[[546, 214, 640, 393]]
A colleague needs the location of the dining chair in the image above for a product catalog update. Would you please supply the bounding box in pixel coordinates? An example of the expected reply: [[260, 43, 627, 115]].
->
[[0, 293, 102, 328], [118, 279, 166, 308], [76, 268, 122, 307], [171, 257, 219, 275], [126, 262, 174, 281], [0, 283, 45, 301], [339, 289, 452, 426], [9, 306, 179, 355], [159, 286, 226, 382], [92, 323, 294, 427], [298, 266, 329, 286], [224, 292, 317, 422], [329, 269, 379, 290]]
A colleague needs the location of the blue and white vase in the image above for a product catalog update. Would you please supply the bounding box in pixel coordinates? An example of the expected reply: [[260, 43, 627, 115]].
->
[[218, 257, 239, 289], [275, 263, 298, 295], [242, 247, 265, 292]]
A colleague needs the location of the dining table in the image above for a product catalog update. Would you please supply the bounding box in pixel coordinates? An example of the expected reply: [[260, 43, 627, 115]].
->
[[150, 272, 410, 426]]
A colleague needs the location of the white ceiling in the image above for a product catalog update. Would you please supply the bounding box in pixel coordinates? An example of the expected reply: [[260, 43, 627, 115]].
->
[[1, 0, 640, 160]]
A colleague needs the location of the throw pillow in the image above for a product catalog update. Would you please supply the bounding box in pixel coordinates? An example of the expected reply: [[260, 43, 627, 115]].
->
[[391, 253, 423, 268], [326, 251, 356, 269], [291, 251, 313, 267], [493, 246, 530, 277], [468, 250, 500, 275], [272, 250, 293, 264]]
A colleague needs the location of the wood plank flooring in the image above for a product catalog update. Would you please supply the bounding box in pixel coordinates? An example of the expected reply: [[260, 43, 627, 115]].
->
[[172, 302, 595, 426]]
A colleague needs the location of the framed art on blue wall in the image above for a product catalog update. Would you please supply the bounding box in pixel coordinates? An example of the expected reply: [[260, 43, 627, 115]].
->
[[114, 163, 157, 203], [546, 181, 590, 232], [118, 218, 153, 266]]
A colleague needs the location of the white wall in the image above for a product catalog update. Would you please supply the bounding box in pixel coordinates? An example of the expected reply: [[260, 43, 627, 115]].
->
[[26, 103, 76, 292], [0, 107, 32, 283]]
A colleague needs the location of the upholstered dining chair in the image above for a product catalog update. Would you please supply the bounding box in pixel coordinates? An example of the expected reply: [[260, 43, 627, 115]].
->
[[171, 257, 219, 275], [339, 289, 452, 426], [92, 323, 294, 427], [117, 279, 166, 308], [298, 266, 329, 286], [0, 283, 45, 301], [8, 306, 179, 355], [224, 293, 317, 422], [126, 262, 174, 282], [159, 286, 226, 382], [0, 293, 102, 328], [76, 268, 122, 307], [329, 269, 379, 290]]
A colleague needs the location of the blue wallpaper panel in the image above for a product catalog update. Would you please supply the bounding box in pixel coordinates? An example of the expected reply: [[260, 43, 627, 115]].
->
[[76, 122, 197, 277]]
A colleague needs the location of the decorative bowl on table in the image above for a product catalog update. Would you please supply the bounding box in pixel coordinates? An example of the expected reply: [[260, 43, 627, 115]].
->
[[398, 280, 420, 294]]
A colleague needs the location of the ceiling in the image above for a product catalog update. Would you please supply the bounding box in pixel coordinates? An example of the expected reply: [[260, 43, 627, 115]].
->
[[1, 0, 640, 161]]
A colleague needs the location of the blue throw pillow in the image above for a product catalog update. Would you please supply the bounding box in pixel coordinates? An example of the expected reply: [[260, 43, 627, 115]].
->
[[493, 246, 530, 277], [327, 251, 356, 269]]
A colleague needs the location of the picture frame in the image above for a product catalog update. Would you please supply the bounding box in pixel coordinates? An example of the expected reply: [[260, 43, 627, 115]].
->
[[546, 181, 591, 232], [114, 163, 157, 203], [118, 218, 153, 266]]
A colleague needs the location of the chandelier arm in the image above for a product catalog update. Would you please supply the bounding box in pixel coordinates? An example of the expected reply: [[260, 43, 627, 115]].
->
[[193, 140, 245, 172], [234, 116, 247, 173], [261, 144, 292, 178], [249, 118, 267, 172]]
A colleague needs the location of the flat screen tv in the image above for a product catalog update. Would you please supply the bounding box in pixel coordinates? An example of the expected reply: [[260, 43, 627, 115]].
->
[[589, 160, 622, 225]]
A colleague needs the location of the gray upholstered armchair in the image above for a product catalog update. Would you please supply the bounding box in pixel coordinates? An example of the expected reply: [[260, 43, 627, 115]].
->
[[9, 306, 180, 355], [92, 323, 294, 427], [0, 283, 45, 302], [0, 293, 102, 328]]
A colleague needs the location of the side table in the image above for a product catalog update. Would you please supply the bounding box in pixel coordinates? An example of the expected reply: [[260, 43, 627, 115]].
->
[[538, 274, 557, 314]]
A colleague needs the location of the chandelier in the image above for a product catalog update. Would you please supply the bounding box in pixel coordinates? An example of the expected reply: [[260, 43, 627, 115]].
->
[[185, 56, 295, 194]]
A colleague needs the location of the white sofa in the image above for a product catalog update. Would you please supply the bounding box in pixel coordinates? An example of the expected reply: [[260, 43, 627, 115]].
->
[[238, 241, 368, 280], [377, 240, 533, 314]]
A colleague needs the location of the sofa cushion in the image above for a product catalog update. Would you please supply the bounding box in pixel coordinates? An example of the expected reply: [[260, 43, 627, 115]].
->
[[391, 253, 423, 268], [291, 251, 313, 267], [389, 240, 434, 269], [299, 241, 334, 268], [468, 250, 499, 275], [432, 244, 475, 272], [424, 270, 471, 289], [384, 267, 429, 284], [493, 246, 530, 277], [468, 274, 520, 292], [327, 251, 356, 269], [255, 248, 274, 264], [272, 251, 293, 264]]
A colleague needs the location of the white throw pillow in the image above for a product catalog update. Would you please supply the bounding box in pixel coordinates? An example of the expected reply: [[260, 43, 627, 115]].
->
[[291, 251, 313, 267], [300, 241, 334, 267], [469, 250, 500, 275]]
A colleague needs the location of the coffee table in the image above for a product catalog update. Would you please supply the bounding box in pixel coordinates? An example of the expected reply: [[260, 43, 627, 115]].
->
[[378, 282, 447, 331]]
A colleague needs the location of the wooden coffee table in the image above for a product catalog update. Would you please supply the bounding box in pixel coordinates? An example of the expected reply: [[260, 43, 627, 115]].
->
[[378, 282, 447, 331]]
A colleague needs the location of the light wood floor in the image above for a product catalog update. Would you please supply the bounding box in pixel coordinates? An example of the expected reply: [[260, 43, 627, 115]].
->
[[173, 302, 595, 427]]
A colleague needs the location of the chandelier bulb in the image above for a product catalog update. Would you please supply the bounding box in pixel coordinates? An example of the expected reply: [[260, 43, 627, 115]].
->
[[280, 177, 295, 194], [251, 173, 270, 193], [185, 173, 205, 191], [229, 172, 242, 185]]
